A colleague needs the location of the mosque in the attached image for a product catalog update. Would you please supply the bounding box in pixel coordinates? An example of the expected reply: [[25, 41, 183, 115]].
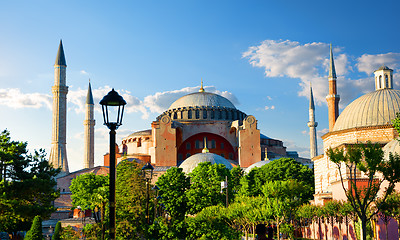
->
[[309, 46, 400, 240], [48, 40, 400, 239], [48, 40, 309, 223]]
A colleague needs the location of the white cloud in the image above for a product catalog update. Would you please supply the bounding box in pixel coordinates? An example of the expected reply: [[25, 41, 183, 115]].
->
[[317, 128, 329, 138], [143, 85, 239, 114], [0, 85, 237, 121], [0, 88, 52, 109], [264, 105, 275, 110], [243, 39, 400, 107], [80, 70, 89, 75]]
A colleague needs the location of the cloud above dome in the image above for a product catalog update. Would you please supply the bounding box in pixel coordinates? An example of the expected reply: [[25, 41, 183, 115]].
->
[[0, 85, 238, 121], [243, 39, 400, 107]]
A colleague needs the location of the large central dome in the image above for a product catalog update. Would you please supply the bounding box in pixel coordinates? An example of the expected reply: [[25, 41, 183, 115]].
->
[[168, 92, 236, 110], [333, 88, 400, 131]]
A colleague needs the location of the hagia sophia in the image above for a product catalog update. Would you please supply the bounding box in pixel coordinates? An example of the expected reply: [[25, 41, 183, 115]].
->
[[47, 41, 400, 239]]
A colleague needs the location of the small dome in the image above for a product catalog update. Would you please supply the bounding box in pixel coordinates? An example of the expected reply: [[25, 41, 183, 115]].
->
[[333, 89, 400, 132], [244, 160, 271, 174], [377, 65, 390, 71], [179, 152, 233, 174], [168, 92, 236, 110], [382, 139, 400, 161]]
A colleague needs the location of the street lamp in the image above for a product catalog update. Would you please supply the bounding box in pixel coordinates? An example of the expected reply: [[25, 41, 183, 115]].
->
[[100, 88, 126, 240], [142, 162, 154, 224]]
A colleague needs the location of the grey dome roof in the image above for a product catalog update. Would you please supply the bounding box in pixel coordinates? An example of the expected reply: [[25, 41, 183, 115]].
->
[[383, 139, 400, 161], [168, 92, 236, 110], [333, 89, 400, 131], [244, 160, 271, 174], [179, 152, 233, 174]]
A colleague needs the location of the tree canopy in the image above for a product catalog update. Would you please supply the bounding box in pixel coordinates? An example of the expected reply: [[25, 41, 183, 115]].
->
[[0, 130, 60, 234], [239, 158, 314, 200], [186, 162, 232, 214]]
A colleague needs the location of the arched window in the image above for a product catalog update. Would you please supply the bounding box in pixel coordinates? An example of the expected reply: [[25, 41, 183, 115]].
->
[[195, 140, 202, 149], [210, 111, 215, 119], [173, 112, 177, 119], [188, 110, 192, 119], [221, 142, 224, 149], [203, 110, 207, 119], [195, 110, 200, 119], [385, 75, 389, 87], [379, 75, 382, 88], [211, 140, 216, 149], [186, 142, 191, 150]]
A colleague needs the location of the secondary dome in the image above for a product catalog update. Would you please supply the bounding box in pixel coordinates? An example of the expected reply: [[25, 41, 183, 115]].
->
[[383, 138, 400, 161], [179, 152, 233, 174], [333, 89, 400, 132], [169, 92, 236, 110], [244, 160, 271, 174]]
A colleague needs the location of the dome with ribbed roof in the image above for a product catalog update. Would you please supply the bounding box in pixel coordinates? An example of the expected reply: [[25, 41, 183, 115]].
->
[[169, 92, 236, 110], [158, 89, 246, 122], [333, 89, 400, 131], [179, 152, 233, 174], [382, 138, 400, 161]]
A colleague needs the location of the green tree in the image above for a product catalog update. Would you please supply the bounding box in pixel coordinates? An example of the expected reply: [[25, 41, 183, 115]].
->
[[327, 142, 400, 240], [0, 130, 60, 236], [155, 167, 189, 239], [115, 160, 146, 239], [52, 221, 61, 240], [60, 226, 79, 240], [239, 158, 314, 200], [262, 180, 307, 239], [156, 167, 189, 221], [24, 215, 43, 240], [296, 204, 317, 240], [69, 172, 108, 238], [186, 205, 241, 240], [186, 162, 232, 214], [230, 166, 244, 197]]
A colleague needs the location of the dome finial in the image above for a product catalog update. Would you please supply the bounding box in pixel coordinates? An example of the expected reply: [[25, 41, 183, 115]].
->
[[202, 137, 209, 153], [199, 78, 205, 92]]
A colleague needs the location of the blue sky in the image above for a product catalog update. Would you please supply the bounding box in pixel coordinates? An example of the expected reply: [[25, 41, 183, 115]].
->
[[1, 1, 399, 172]]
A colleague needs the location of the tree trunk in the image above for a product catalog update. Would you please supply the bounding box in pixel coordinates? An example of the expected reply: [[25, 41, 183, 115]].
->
[[277, 223, 280, 240], [385, 222, 388, 240], [361, 216, 367, 240]]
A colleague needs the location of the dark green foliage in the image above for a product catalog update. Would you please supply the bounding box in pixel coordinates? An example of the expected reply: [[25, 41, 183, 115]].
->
[[186, 205, 241, 240], [186, 162, 233, 214], [230, 166, 244, 197], [115, 160, 146, 239], [156, 167, 189, 221], [60, 226, 79, 240], [239, 158, 314, 201], [51, 222, 61, 240], [0, 130, 60, 234], [24, 215, 43, 240]]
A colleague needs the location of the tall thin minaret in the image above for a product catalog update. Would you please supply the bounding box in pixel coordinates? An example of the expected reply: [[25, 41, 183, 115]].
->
[[49, 40, 69, 175], [84, 81, 95, 169], [308, 84, 318, 158], [326, 44, 340, 131]]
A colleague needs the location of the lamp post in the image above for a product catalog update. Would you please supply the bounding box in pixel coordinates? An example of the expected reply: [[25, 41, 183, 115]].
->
[[100, 88, 126, 240], [142, 162, 154, 224]]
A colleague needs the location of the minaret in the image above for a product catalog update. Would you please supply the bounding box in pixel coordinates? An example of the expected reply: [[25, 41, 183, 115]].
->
[[307, 84, 318, 158], [326, 44, 340, 131], [49, 40, 69, 175], [84, 81, 95, 169]]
